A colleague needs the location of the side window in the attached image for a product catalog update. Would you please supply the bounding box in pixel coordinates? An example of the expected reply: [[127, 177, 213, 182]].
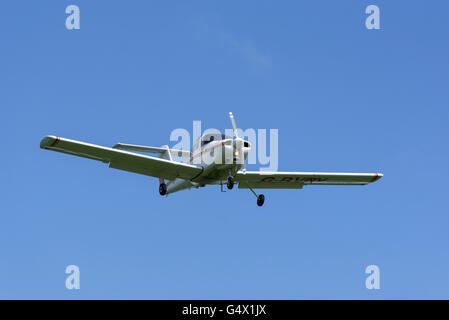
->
[[201, 135, 215, 147]]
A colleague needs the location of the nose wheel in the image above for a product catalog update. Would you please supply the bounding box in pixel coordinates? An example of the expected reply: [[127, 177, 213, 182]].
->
[[159, 183, 167, 196]]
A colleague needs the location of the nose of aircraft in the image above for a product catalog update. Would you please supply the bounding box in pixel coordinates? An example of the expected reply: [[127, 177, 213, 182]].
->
[[232, 138, 250, 165], [232, 139, 251, 149]]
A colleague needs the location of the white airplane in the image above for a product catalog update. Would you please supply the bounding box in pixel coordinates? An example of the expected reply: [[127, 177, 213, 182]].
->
[[40, 113, 383, 206]]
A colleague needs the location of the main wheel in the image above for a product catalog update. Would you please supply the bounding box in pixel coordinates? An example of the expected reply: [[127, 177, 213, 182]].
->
[[257, 194, 265, 207], [227, 176, 234, 190], [159, 183, 167, 196]]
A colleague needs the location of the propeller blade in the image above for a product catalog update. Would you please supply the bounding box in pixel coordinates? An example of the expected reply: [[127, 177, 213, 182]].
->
[[239, 139, 246, 172], [229, 112, 246, 172], [229, 112, 239, 138]]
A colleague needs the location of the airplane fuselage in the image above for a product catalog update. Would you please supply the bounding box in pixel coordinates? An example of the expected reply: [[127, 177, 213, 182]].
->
[[166, 138, 249, 194]]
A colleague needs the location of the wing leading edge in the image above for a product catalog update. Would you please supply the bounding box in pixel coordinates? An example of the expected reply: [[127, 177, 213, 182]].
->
[[40, 135, 202, 181], [235, 171, 383, 189], [112, 143, 191, 158]]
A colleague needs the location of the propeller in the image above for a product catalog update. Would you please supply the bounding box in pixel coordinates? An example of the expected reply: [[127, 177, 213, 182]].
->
[[229, 112, 246, 173]]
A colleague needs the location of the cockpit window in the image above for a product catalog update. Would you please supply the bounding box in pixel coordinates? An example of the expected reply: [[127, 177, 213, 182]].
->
[[193, 133, 232, 150]]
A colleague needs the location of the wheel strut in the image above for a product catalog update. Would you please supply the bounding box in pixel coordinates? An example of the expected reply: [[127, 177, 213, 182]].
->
[[245, 182, 265, 207]]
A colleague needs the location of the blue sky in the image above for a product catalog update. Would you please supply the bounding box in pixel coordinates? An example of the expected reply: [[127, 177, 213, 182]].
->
[[1, 0, 448, 299]]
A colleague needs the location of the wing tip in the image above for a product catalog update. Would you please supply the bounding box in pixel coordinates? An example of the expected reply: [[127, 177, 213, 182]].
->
[[40, 135, 60, 149], [370, 173, 383, 183]]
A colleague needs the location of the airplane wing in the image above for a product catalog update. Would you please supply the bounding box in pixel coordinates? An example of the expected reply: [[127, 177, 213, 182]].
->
[[235, 171, 383, 189], [40, 136, 202, 180]]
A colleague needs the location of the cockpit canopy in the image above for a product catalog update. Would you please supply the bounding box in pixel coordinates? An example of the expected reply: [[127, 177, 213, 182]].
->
[[192, 133, 232, 151]]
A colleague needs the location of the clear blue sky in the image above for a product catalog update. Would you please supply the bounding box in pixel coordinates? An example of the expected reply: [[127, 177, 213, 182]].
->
[[1, 0, 448, 299]]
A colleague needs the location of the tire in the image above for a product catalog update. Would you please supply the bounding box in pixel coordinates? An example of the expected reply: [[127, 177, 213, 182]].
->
[[159, 183, 167, 196], [257, 194, 265, 207], [227, 176, 234, 190]]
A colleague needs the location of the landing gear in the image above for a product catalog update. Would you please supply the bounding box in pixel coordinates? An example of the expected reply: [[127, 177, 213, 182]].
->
[[257, 194, 265, 207], [225, 170, 265, 207], [245, 182, 265, 207], [227, 176, 234, 190], [159, 183, 167, 196]]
